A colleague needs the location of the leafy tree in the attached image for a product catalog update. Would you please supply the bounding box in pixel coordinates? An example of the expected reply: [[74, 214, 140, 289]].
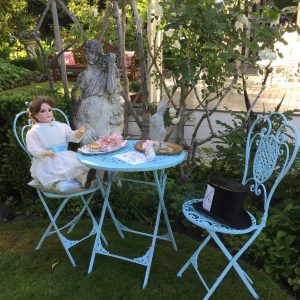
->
[[0, 0, 27, 57], [66, 0, 147, 49], [0, 0, 47, 58], [148, 0, 284, 179]]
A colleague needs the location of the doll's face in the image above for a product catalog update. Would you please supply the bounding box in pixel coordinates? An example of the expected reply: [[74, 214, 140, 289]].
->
[[35, 103, 53, 123]]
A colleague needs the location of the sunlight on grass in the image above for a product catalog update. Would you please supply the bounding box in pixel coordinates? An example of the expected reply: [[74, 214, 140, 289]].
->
[[0, 220, 292, 300], [0, 81, 76, 96]]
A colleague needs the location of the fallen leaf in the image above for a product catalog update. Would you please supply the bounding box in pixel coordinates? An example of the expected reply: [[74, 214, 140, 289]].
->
[[51, 261, 60, 269]]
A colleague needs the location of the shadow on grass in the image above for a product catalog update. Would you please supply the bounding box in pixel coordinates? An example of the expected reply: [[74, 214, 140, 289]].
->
[[0, 219, 293, 300]]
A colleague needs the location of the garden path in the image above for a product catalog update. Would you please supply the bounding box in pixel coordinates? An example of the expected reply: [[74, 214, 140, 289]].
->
[[164, 69, 300, 113]]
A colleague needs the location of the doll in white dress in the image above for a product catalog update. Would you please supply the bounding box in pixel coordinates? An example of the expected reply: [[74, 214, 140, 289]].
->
[[26, 96, 95, 190]]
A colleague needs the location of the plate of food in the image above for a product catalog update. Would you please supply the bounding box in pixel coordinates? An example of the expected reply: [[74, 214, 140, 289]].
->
[[78, 140, 128, 155], [135, 141, 183, 155]]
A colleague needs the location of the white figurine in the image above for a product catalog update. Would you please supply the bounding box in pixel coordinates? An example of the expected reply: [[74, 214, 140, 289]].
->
[[142, 140, 159, 161], [149, 99, 169, 148]]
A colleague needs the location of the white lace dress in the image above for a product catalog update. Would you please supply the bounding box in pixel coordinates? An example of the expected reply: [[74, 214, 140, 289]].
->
[[26, 121, 89, 188]]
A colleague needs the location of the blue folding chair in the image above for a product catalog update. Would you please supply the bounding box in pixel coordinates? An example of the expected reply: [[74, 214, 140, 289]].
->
[[177, 112, 299, 299], [13, 108, 108, 267]]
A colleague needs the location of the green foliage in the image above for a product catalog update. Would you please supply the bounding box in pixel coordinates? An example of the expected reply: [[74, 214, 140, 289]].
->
[[108, 170, 198, 226], [129, 80, 142, 93], [0, 58, 33, 90], [158, 0, 282, 98], [0, 86, 71, 215], [0, 0, 38, 58], [67, 0, 148, 50], [275, 0, 297, 9], [10, 56, 39, 71], [163, 57, 176, 71]]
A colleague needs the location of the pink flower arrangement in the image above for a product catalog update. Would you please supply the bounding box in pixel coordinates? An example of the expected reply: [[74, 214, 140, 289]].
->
[[142, 140, 159, 150], [99, 133, 123, 148]]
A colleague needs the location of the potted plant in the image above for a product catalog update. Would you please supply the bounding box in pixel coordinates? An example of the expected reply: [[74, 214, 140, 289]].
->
[[129, 80, 143, 104]]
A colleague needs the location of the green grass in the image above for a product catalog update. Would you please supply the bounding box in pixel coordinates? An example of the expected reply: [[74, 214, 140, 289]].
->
[[0, 219, 293, 300], [0, 81, 75, 96]]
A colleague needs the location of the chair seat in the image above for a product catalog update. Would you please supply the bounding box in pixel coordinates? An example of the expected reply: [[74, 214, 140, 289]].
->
[[28, 178, 98, 198], [41, 185, 99, 198], [182, 199, 257, 234]]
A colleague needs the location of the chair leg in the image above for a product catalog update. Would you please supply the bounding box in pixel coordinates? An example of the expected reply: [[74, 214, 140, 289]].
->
[[65, 193, 108, 245], [36, 192, 76, 267], [67, 193, 96, 234], [177, 235, 211, 291], [178, 229, 261, 300], [203, 231, 260, 300], [36, 195, 70, 250], [80, 195, 108, 246]]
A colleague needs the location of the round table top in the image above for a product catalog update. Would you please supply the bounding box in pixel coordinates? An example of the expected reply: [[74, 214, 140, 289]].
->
[[78, 140, 186, 172]]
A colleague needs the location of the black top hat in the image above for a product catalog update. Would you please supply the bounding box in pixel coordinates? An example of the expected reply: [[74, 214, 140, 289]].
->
[[193, 177, 252, 229]]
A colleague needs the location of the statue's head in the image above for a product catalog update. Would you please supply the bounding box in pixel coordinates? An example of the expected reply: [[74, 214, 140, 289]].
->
[[84, 40, 103, 65]]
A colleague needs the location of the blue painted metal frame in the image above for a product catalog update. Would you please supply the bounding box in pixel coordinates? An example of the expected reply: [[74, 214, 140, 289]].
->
[[177, 112, 299, 299], [78, 140, 185, 287], [13, 109, 108, 267]]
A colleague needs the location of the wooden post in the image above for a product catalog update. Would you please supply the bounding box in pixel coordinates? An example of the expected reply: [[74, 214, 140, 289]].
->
[[121, 4, 129, 137], [297, 2, 300, 39], [131, 0, 150, 139], [50, 0, 70, 99], [147, 0, 162, 105]]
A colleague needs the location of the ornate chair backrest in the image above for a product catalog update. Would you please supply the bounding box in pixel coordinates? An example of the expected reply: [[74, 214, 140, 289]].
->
[[13, 108, 70, 160], [242, 112, 299, 225]]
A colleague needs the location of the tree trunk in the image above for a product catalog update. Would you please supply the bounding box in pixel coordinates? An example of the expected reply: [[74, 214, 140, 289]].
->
[[131, 0, 150, 139], [50, 0, 70, 99]]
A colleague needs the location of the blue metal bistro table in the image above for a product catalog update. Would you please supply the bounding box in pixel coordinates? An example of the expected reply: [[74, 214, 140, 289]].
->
[[78, 140, 185, 288]]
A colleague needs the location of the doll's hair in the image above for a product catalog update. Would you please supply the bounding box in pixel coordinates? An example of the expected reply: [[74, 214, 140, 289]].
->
[[28, 96, 56, 123]]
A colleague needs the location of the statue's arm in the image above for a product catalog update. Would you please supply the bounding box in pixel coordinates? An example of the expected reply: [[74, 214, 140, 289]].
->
[[107, 53, 116, 94], [71, 82, 79, 101], [72, 72, 85, 101]]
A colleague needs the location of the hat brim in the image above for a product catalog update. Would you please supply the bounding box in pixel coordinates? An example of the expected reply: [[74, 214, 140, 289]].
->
[[193, 202, 252, 230]]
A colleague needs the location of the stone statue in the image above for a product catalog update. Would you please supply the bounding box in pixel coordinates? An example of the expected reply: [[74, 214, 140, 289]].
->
[[72, 40, 124, 145], [149, 99, 168, 148]]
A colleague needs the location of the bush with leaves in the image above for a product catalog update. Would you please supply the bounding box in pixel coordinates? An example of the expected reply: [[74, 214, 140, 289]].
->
[[0, 59, 33, 90], [10, 57, 39, 71]]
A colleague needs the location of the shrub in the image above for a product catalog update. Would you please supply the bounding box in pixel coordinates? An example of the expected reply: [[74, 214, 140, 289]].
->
[[0, 58, 34, 90], [129, 80, 142, 93], [10, 57, 39, 71]]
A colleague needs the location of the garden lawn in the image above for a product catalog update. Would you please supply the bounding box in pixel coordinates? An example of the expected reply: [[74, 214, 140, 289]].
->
[[0, 81, 75, 96], [0, 219, 293, 300]]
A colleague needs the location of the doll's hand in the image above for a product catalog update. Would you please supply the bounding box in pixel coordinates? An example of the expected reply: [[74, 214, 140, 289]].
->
[[78, 126, 86, 135], [75, 126, 87, 139], [41, 151, 56, 158]]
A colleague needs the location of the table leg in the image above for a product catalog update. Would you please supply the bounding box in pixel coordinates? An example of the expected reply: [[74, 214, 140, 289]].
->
[[89, 169, 177, 288], [96, 171, 124, 239], [88, 172, 114, 274], [142, 170, 177, 287], [143, 201, 162, 288], [154, 170, 177, 251]]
